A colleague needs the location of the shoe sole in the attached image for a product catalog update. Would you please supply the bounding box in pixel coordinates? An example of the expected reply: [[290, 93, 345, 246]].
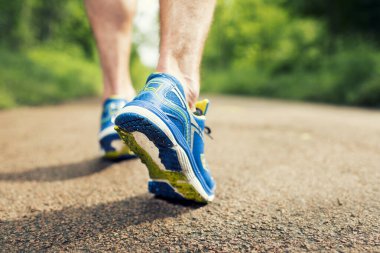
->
[[115, 106, 214, 203], [103, 146, 136, 160], [100, 133, 136, 160]]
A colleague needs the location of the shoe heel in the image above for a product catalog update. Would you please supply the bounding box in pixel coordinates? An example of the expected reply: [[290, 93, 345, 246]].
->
[[114, 114, 208, 203]]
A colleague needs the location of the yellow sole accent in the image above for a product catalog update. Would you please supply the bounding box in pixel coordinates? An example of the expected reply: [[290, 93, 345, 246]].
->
[[103, 145, 134, 160], [115, 126, 207, 203]]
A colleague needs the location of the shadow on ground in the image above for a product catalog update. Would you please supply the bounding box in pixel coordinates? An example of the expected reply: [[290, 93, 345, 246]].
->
[[0, 194, 199, 251], [0, 158, 119, 182]]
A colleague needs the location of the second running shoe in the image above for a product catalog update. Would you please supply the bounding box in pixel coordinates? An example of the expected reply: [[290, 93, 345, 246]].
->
[[99, 97, 135, 160]]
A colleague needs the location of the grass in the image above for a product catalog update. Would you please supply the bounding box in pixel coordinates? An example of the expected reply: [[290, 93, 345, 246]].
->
[[0, 47, 153, 109], [201, 44, 380, 107], [0, 48, 102, 109], [2, 43, 380, 109]]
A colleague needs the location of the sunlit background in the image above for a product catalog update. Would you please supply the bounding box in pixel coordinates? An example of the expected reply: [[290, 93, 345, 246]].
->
[[1, 0, 379, 109]]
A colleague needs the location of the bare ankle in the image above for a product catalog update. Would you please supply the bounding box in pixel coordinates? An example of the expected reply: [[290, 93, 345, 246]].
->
[[182, 76, 199, 109], [156, 56, 199, 109]]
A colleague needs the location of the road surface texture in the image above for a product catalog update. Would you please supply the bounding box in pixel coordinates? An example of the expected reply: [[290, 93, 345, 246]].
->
[[0, 96, 379, 252]]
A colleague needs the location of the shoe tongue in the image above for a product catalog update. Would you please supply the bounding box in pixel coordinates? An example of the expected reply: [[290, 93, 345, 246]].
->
[[195, 99, 210, 116]]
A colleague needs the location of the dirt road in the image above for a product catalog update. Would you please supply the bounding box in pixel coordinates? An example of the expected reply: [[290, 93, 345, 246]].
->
[[0, 96, 379, 251]]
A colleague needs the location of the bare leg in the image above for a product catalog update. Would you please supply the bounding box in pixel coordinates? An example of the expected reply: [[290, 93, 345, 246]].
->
[[157, 0, 216, 109], [84, 0, 136, 101]]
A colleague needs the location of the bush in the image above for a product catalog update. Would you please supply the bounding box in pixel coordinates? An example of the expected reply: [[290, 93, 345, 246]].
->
[[0, 48, 101, 108], [202, 42, 380, 107], [201, 0, 380, 107]]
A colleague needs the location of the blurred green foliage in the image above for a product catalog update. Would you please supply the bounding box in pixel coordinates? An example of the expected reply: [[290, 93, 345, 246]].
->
[[285, 0, 380, 39], [1, 0, 380, 108], [0, 0, 93, 55], [0, 47, 101, 108], [202, 0, 380, 107], [0, 0, 150, 108]]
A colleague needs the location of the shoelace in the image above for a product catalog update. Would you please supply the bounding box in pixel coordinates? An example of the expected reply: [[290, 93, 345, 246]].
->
[[194, 109, 213, 139], [204, 126, 213, 140]]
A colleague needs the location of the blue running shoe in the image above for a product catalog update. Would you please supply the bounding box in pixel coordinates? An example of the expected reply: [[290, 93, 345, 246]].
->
[[99, 97, 135, 160], [114, 73, 215, 203]]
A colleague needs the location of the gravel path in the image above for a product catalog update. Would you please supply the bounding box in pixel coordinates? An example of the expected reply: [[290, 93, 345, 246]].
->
[[0, 96, 379, 252]]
